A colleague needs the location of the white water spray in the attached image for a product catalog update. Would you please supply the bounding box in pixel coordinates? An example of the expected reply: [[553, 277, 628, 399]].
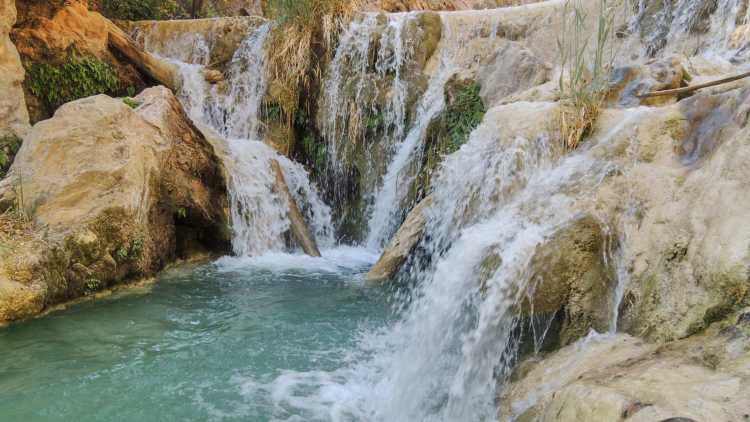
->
[[139, 22, 334, 255]]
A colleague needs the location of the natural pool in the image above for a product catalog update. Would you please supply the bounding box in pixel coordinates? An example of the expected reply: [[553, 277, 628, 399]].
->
[[0, 248, 392, 422]]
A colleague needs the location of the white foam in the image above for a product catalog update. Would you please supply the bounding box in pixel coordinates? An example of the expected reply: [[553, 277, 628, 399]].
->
[[214, 247, 379, 274]]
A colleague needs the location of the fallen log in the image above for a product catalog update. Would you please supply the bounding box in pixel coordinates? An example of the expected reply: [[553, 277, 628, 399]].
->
[[270, 159, 322, 257], [638, 70, 750, 99], [106, 22, 179, 92]]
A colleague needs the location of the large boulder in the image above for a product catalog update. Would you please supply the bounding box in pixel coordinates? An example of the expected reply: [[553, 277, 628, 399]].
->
[[0, 87, 230, 324], [500, 310, 750, 421], [0, 0, 30, 137], [126, 16, 266, 70]]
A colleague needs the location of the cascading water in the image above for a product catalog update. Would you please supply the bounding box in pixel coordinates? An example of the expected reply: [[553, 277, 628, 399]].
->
[[364, 14, 459, 250], [139, 22, 334, 255], [319, 13, 415, 245], [262, 98, 647, 420], [632, 0, 750, 61]]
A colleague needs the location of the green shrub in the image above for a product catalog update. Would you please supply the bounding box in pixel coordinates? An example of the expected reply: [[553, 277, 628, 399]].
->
[[412, 79, 485, 200], [101, 0, 181, 21], [442, 81, 485, 154], [26, 56, 120, 111]]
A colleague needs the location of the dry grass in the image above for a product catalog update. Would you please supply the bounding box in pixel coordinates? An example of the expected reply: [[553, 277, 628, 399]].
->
[[372, 0, 540, 11], [265, 0, 362, 121], [556, 0, 614, 150]]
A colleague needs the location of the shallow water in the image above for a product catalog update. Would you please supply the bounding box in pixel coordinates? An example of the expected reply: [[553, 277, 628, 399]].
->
[[0, 248, 391, 422]]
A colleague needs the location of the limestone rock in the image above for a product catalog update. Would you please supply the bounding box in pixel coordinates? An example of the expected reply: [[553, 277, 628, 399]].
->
[[609, 56, 689, 107], [0, 87, 230, 324], [0, 0, 30, 137], [477, 41, 550, 107], [367, 196, 432, 283], [589, 88, 750, 342], [500, 313, 750, 421]]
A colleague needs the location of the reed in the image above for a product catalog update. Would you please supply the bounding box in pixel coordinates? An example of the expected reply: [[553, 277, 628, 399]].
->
[[265, 0, 361, 122], [556, 0, 614, 150]]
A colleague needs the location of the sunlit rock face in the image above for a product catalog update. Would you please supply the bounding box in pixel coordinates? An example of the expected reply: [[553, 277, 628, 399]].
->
[[0, 0, 30, 137]]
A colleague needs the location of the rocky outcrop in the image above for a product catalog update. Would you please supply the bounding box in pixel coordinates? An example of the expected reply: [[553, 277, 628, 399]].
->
[[11, 0, 173, 122], [582, 87, 750, 343], [367, 196, 432, 282], [0, 0, 30, 137], [500, 310, 750, 421], [525, 216, 616, 346], [0, 87, 230, 324]]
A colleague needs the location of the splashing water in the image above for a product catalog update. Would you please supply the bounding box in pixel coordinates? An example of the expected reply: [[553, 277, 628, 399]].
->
[[140, 22, 334, 255], [262, 98, 638, 421]]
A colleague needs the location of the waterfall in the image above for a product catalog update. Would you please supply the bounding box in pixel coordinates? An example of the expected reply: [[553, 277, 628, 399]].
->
[[632, 0, 750, 61], [265, 100, 644, 421], [139, 22, 334, 255], [319, 13, 416, 245], [363, 14, 458, 250]]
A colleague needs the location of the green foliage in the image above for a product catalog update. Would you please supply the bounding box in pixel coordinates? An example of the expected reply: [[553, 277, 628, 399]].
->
[[123, 97, 141, 109], [26, 56, 120, 111], [0, 135, 23, 178], [411, 80, 485, 201], [301, 134, 327, 171], [84, 278, 102, 293], [265, 103, 283, 122], [365, 111, 384, 131], [116, 239, 144, 263], [176, 207, 188, 220], [101, 0, 181, 21], [442, 82, 485, 154]]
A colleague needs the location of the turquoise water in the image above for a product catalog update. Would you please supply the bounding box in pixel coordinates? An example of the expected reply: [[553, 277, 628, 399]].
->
[[0, 248, 391, 422]]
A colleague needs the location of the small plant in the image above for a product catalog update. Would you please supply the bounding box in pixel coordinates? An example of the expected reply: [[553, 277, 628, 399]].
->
[[301, 134, 327, 172], [264, 103, 283, 122], [84, 278, 102, 294], [130, 239, 144, 257], [116, 238, 145, 262], [556, 0, 615, 150], [176, 207, 188, 220], [122, 97, 141, 109], [25, 55, 120, 111], [442, 82, 485, 153], [365, 111, 385, 131]]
